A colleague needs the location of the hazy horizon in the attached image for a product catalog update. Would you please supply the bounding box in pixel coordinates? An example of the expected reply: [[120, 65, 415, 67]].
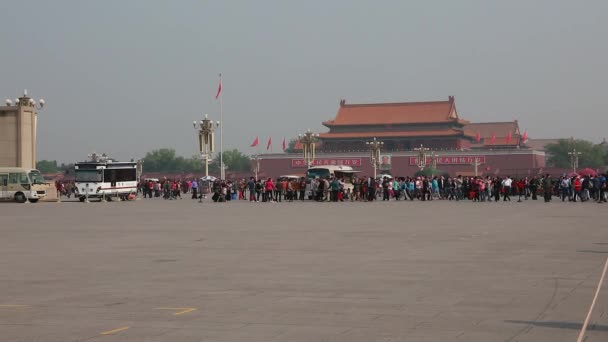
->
[[1, 0, 607, 163]]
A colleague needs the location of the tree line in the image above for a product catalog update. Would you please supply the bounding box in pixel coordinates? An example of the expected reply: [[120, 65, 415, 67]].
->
[[36, 148, 252, 174], [34, 139, 608, 175], [545, 139, 608, 169]]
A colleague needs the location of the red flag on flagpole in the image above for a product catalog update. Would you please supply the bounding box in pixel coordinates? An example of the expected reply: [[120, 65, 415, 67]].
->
[[475, 131, 481, 143], [266, 137, 272, 151], [490, 132, 496, 145], [250, 136, 259, 147], [282, 138, 286, 152], [506, 131, 512, 144], [215, 74, 222, 100], [522, 130, 528, 142]]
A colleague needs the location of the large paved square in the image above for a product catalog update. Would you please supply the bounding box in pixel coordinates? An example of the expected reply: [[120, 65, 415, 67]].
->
[[1, 199, 607, 341]]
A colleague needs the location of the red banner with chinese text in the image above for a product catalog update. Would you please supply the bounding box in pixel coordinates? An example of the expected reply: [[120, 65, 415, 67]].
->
[[409, 156, 486, 165], [291, 158, 362, 168]]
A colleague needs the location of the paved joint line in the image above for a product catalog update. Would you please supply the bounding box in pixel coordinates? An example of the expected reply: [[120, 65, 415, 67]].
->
[[0, 305, 27, 309], [155, 307, 198, 316], [0, 305, 27, 307], [174, 308, 197, 316], [100, 326, 130, 335]]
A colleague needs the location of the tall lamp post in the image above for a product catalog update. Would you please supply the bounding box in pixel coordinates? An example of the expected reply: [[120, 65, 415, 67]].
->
[[252, 154, 261, 180], [430, 151, 438, 170], [414, 144, 430, 171], [470, 158, 484, 177], [366, 137, 384, 179], [299, 129, 319, 168], [193, 114, 218, 177], [136, 159, 144, 180], [568, 148, 582, 173]]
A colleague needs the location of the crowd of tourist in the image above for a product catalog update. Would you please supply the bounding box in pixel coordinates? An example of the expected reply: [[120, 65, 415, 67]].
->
[[134, 173, 608, 204]]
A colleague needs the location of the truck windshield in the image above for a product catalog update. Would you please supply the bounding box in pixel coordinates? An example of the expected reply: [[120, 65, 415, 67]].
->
[[75, 170, 102, 182], [28, 171, 45, 184]]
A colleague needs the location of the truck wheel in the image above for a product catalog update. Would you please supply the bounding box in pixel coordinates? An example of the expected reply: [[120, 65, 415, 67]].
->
[[14, 192, 27, 203]]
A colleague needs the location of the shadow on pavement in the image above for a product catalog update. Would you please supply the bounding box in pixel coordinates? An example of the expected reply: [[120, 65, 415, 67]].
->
[[505, 320, 608, 331]]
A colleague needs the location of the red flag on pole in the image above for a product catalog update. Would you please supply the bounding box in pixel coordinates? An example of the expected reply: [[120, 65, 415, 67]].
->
[[215, 74, 222, 100], [522, 130, 528, 142], [475, 131, 481, 143], [506, 131, 512, 144], [250, 136, 259, 147], [266, 137, 272, 151], [282, 138, 286, 152], [490, 132, 496, 145]]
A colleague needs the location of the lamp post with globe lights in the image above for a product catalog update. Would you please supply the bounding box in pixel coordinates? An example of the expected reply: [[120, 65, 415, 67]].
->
[[414, 144, 430, 171], [5, 89, 45, 110], [298, 130, 319, 169], [252, 154, 261, 181], [193, 114, 218, 177], [568, 148, 582, 174], [366, 137, 384, 179], [4, 90, 46, 171]]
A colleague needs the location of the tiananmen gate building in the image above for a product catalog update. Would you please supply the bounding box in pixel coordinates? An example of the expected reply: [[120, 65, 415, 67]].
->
[[256, 96, 545, 178]]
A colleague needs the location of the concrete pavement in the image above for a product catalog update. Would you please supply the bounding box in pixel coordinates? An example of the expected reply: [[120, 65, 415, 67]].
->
[[1, 199, 607, 341]]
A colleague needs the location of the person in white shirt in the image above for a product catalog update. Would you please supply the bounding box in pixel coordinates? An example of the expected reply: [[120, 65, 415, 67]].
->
[[502, 176, 513, 201]]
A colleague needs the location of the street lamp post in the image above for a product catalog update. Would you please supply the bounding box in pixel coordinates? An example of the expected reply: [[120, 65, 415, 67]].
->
[[252, 154, 261, 180], [430, 151, 438, 170], [193, 114, 217, 177], [414, 144, 430, 171], [471, 158, 484, 177], [366, 137, 384, 179], [136, 159, 144, 180], [298, 129, 319, 169], [568, 148, 582, 173]]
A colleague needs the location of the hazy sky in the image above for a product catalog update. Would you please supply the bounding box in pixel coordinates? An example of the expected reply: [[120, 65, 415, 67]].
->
[[1, 0, 607, 163]]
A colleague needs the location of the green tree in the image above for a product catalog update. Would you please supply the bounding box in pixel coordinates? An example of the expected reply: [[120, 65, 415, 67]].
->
[[142, 148, 201, 173], [140, 148, 252, 174], [211, 149, 251, 172], [545, 139, 605, 168], [142, 148, 179, 172], [284, 138, 299, 153], [36, 160, 58, 173], [58, 163, 75, 176]]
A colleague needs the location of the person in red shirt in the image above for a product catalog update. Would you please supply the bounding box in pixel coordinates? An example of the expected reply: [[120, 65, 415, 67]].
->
[[573, 177, 582, 202], [517, 179, 525, 202], [265, 178, 275, 202]]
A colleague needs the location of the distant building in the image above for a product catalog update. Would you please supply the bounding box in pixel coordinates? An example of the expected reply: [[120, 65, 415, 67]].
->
[[524, 138, 560, 152], [319, 96, 472, 152], [318, 97, 523, 152], [465, 121, 521, 149], [0, 92, 41, 169], [259, 96, 546, 178]]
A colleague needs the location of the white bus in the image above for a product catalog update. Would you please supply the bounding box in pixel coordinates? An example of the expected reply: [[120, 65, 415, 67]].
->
[[305, 165, 361, 198], [74, 161, 137, 202], [0, 168, 47, 203]]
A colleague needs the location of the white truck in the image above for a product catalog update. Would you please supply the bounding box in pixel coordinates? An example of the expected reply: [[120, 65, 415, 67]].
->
[[74, 161, 137, 202]]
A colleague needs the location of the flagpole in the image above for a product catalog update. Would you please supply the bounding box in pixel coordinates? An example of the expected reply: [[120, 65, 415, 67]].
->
[[219, 73, 224, 180]]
